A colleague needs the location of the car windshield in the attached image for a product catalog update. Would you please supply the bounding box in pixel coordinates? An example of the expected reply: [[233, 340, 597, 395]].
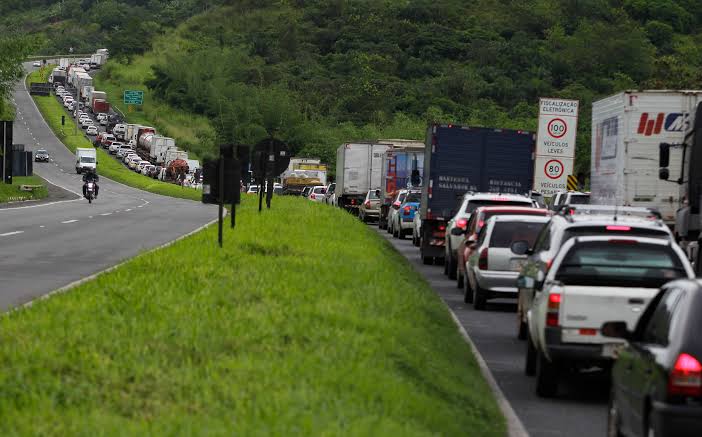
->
[[406, 192, 421, 203], [568, 194, 590, 205], [81, 157, 96, 163], [466, 199, 533, 212], [313, 187, 326, 194], [489, 221, 548, 248], [368, 190, 380, 199], [555, 241, 686, 288], [37, 150, 47, 154]]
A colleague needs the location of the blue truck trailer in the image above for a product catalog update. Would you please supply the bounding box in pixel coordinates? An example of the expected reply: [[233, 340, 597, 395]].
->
[[419, 123, 536, 264]]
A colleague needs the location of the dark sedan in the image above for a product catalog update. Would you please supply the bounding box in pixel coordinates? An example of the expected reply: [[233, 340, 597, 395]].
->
[[34, 149, 49, 162], [603, 279, 702, 437]]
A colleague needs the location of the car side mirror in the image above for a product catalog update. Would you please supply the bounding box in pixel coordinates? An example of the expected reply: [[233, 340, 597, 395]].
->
[[601, 321, 630, 340], [516, 276, 535, 289], [511, 240, 530, 255], [659, 143, 670, 168], [450, 227, 465, 236]]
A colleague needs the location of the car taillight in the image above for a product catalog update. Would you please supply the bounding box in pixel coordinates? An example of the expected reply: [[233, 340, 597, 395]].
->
[[310, 194, 316, 199], [668, 353, 702, 397], [403, 206, 411, 214], [364, 200, 371, 208], [545, 259, 553, 271], [606, 225, 631, 231], [393, 201, 401, 207], [457, 218, 468, 229], [477, 220, 485, 230], [478, 248, 488, 270], [546, 293, 561, 327], [438, 225, 446, 231], [351, 199, 356, 205]]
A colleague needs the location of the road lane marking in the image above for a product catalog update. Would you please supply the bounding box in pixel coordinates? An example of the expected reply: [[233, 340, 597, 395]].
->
[[125, 209, 132, 212], [40, 225, 45, 228], [100, 212, 111, 216], [61, 219, 78, 224], [0, 231, 24, 237]]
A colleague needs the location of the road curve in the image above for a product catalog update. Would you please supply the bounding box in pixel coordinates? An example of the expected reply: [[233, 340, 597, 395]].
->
[[0, 66, 216, 311], [378, 229, 608, 437]]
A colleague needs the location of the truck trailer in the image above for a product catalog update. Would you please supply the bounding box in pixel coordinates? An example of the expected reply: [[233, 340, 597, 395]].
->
[[419, 123, 536, 264], [335, 142, 391, 212], [591, 90, 701, 223]]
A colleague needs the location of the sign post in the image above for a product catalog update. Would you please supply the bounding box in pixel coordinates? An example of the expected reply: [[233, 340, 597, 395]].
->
[[533, 98, 579, 196]]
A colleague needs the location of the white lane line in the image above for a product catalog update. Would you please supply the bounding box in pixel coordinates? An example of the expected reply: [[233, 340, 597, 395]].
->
[[125, 209, 132, 212], [88, 216, 93, 219], [39, 225, 45, 228], [61, 219, 78, 224], [137, 205, 143, 208], [0, 231, 24, 237], [100, 212, 111, 216]]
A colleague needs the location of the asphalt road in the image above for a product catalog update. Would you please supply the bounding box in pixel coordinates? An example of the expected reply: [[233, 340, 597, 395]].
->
[[0, 65, 216, 311], [377, 229, 608, 437]]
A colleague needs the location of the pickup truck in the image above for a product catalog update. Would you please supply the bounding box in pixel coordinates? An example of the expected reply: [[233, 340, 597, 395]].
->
[[523, 235, 694, 398]]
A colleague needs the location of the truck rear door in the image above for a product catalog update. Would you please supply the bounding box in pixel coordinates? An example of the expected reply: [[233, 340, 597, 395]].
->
[[343, 144, 370, 195]]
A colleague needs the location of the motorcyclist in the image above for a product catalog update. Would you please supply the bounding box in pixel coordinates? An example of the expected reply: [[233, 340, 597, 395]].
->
[[82, 169, 99, 199]]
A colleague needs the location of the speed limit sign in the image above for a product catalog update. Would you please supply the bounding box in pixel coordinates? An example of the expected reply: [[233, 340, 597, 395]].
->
[[547, 118, 567, 138], [544, 159, 564, 179]]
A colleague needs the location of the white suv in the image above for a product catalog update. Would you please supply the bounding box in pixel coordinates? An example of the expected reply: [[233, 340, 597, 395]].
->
[[523, 235, 693, 398], [444, 192, 535, 279]]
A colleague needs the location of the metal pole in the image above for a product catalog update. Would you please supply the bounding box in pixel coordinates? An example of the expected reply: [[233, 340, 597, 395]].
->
[[231, 203, 236, 228], [218, 155, 224, 247]]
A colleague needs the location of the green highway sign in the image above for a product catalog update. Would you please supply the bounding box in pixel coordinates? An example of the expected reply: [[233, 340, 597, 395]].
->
[[123, 90, 144, 105]]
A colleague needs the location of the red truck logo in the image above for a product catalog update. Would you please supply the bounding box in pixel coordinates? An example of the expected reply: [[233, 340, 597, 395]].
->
[[638, 112, 687, 136]]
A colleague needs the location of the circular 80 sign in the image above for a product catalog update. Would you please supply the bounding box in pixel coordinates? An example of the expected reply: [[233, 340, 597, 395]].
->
[[547, 118, 567, 139], [544, 159, 564, 180]]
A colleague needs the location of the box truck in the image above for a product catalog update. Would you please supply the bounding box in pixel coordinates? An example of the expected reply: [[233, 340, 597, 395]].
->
[[335, 143, 391, 212], [377, 140, 425, 229], [590, 90, 702, 224], [419, 123, 535, 264], [75, 148, 97, 174]]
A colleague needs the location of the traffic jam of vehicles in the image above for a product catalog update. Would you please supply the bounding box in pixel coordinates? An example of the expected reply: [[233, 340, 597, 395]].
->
[[312, 94, 702, 436], [45, 52, 201, 187]]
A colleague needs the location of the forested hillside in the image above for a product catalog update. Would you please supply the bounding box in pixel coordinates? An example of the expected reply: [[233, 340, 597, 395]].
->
[[11, 0, 702, 174]]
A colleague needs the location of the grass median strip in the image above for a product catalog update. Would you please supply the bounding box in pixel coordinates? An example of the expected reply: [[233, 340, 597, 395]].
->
[[26, 68, 200, 201], [0, 197, 505, 435], [0, 175, 49, 203]]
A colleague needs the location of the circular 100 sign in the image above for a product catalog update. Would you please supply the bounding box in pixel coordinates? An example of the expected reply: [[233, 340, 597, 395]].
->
[[544, 159, 564, 180], [547, 118, 567, 139]]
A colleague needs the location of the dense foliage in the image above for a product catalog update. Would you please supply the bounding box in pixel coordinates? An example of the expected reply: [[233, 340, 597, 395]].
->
[[13, 0, 702, 174], [0, 36, 37, 119]]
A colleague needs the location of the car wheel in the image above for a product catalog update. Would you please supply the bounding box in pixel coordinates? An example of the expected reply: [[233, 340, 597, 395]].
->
[[473, 285, 486, 310], [412, 231, 417, 246], [607, 390, 624, 437], [398, 227, 405, 240], [456, 268, 463, 289], [422, 251, 433, 265], [645, 411, 660, 437], [463, 272, 473, 303], [535, 349, 559, 397], [443, 254, 449, 275], [525, 335, 536, 376], [447, 253, 457, 280], [517, 317, 527, 340]]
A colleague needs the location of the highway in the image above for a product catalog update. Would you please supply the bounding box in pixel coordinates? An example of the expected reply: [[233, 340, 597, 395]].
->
[[0, 66, 216, 311], [378, 230, 609, 437]]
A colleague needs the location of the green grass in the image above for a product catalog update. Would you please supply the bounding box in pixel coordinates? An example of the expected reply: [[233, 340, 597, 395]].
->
[[0, 175, 48, 203], [0, 196, 505, 435], [93, 46, 214, 159], [27, 69, 201, 201]]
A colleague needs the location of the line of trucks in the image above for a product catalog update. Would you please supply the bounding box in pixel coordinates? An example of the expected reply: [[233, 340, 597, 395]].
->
[[332, 89, 702, 274], [50, 49, 111, 115]]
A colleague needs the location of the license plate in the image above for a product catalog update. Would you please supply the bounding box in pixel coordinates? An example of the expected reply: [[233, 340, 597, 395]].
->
[[602, 343, 624, 358], [510, 259, 526, 271]]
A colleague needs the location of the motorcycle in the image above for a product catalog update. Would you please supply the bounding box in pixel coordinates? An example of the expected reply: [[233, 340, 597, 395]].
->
[[84, 182, 95, 203]]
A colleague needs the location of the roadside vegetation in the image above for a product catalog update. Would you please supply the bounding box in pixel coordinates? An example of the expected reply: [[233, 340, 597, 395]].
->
[[92, 51, 215, 159], [0, 175, 48, 203], [27, 69, 200, 201], [0, 196, 505, 435]]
